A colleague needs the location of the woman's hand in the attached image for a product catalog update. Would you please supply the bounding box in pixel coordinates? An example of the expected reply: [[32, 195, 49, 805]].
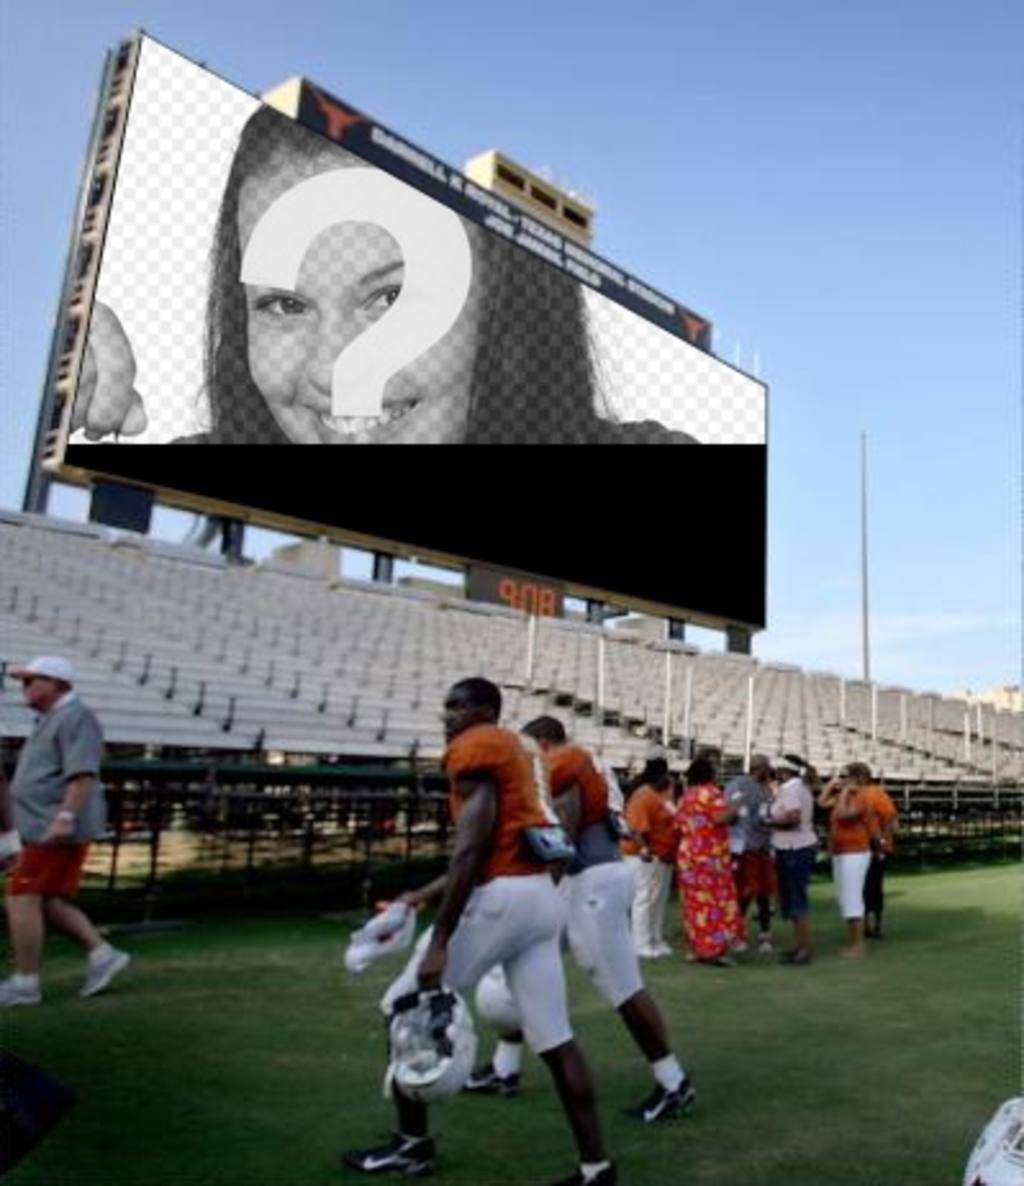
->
[[71, 301, 148, 439]]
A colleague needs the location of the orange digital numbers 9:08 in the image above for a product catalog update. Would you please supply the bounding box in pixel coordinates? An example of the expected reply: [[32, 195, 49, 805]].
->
[[497, 578, 558, 617]]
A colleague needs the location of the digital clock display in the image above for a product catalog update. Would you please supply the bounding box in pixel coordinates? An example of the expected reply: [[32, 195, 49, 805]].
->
[[467, 565, 564, 617]]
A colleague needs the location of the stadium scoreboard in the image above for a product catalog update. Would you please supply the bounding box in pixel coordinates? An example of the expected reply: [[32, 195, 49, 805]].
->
[[34, 32, 769, 633]]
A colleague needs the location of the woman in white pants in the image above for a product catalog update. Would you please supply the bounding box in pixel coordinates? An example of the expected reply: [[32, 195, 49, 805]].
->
[[621, 760, 679, 958], [818, 762, 878, 958]]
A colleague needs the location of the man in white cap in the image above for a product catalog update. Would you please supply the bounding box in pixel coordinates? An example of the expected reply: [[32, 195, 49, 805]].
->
[[0, 657, 130, 1006]]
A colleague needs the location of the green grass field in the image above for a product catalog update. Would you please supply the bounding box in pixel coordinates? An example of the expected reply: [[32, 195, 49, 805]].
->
[[4, 864, 1019, 1186]]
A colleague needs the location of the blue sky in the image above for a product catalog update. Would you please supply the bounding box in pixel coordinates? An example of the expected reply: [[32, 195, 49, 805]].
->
[[1, 0, 1019, 695]]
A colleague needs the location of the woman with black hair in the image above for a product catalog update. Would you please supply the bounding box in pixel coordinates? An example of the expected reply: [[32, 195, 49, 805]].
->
[[674, 756, 743, 967], [620, 757, 679, 958], [75, 105, 699, 447]]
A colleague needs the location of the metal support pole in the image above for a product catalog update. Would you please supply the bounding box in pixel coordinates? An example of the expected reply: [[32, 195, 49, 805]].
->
[[871, 684, 878, 742], [525, 614, 537, 689], [596, 634, 606, 718], [900, 694, 907, 744], [991, 713, 998, 783], [963, 711, 971, 764], [662, 650, 673, 745], [839, 677, 846, 726], [927, 697, 934, 755], [744, 673, 755, 772], [683, 663, 694, 753], [976, 702, 983, 744]]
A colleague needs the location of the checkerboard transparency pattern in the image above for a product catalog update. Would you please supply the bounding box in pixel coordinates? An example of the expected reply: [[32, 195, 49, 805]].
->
[[72, 38, 765, 447]]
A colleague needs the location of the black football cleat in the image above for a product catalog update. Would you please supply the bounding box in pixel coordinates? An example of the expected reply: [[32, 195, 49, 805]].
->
[[625, 1079, 697, 1122]]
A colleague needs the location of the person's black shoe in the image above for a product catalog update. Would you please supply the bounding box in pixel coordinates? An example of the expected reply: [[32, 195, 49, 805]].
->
[[625, 1079, 697, 1122], [548, 1160, 618, 1185], [341, 1133, 435, 1176], [462, 1063, 520, 1097]]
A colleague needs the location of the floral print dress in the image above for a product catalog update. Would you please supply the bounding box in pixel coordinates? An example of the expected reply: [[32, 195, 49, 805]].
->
[[675, 782, 743, 959]]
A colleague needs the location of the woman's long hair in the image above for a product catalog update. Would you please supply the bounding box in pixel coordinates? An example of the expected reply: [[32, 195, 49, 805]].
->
[[203, 106, 610, 444], [461, 232, 610, 443], [205, 107, 300, 443]]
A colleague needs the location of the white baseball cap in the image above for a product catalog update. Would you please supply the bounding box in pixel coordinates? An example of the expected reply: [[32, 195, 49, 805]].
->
[[9, 656, 76, 685]]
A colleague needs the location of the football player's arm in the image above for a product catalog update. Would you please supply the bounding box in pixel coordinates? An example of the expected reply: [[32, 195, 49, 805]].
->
[[417, 775, 497, 990], [400, 874, 448, 909]]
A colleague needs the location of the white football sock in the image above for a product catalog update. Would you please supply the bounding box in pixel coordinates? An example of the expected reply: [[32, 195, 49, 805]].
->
[[493, 1040, 523, 1078], [12, 973, 39, 990], [651, 1053, 684, 1092], [579, 1160, 611, 1182], [88, 942, 115, 966]]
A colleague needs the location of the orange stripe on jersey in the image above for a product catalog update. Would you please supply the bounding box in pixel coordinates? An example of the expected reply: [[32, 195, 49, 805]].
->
[[546, 744, 608, 829], [442, 724, 550, 883]]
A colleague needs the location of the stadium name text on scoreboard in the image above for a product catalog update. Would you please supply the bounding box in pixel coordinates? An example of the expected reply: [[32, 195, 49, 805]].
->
[[41, 33, 769, 631]]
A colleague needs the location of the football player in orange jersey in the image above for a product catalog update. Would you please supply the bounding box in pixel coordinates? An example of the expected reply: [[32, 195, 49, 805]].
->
[[343, 680, 617, 1186], [465, 716, 695, 1123]]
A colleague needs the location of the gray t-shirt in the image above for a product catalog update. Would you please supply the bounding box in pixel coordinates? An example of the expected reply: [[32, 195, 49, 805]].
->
[[725, 774, 773, 854], [11, 694, 107, 844]]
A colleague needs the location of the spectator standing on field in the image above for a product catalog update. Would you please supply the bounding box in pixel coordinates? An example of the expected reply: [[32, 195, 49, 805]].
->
[[766, 756, 820, 965], [0, 657, 130, 1007], [817, 762, 878, 959], [675, 756, 743, 967], [620, 757, 679, 958], [724, 754, 778, 954], [859, 775, 898, 939]]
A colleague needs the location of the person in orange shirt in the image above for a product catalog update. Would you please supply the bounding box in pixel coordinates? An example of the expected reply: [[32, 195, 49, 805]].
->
[[860, 778, 898, 939], [466, 720, 694, 1124], [343, 678, 616, 1186], [817, 762, 879, 958], [620, 758, 679, 958]]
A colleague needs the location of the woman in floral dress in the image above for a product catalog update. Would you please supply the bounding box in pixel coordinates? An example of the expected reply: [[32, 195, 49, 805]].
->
[[675, 757, 743, 966]]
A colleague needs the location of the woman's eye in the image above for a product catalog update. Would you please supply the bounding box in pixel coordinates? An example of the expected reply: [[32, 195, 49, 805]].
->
[[254, 294, 308, 317], [363, 285, 401, 316]]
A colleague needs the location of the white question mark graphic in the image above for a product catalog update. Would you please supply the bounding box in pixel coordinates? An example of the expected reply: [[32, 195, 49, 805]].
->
[[240, 168, 473, 419]]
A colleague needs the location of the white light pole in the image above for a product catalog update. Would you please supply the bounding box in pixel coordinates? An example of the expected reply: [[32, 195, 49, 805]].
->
[[861, 432, 871, 683]]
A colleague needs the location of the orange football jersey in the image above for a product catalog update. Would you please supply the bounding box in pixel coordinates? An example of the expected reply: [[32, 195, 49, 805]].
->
[[443, 724, 551, 883]]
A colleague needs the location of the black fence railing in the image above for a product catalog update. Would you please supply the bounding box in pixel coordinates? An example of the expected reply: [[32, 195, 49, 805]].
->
[[74, 763, 1022, 917]]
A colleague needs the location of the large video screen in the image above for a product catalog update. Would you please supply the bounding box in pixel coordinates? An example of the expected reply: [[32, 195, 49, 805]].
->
[[58, 35, 768, 627]]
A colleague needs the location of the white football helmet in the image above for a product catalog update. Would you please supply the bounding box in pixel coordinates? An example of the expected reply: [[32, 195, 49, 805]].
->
[[344, 901, 417, 973], [963, 1097, 1024, 1186], [474, 966, 522, 1034], [386, 988, 477, 1103]]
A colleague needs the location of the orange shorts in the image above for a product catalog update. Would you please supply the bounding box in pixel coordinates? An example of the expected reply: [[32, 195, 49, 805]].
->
[[7, 844, 90, 897], [734, 849, 778, 900]]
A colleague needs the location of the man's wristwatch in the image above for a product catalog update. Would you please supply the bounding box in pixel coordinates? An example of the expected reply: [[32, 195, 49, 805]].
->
[[56, 810, 76, 823]]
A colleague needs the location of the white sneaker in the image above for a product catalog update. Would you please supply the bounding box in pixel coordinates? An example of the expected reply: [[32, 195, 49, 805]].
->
[[731, 940, 749, 955], [635, 947, 659, 959], [757, 934, 774, 955], [81, 949, 131, 998], [653, 943, 673, 958], [0, 976, 41, 1007]]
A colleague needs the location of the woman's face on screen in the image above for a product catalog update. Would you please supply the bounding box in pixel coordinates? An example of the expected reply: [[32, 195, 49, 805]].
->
[[237, 144, 482, 444]]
